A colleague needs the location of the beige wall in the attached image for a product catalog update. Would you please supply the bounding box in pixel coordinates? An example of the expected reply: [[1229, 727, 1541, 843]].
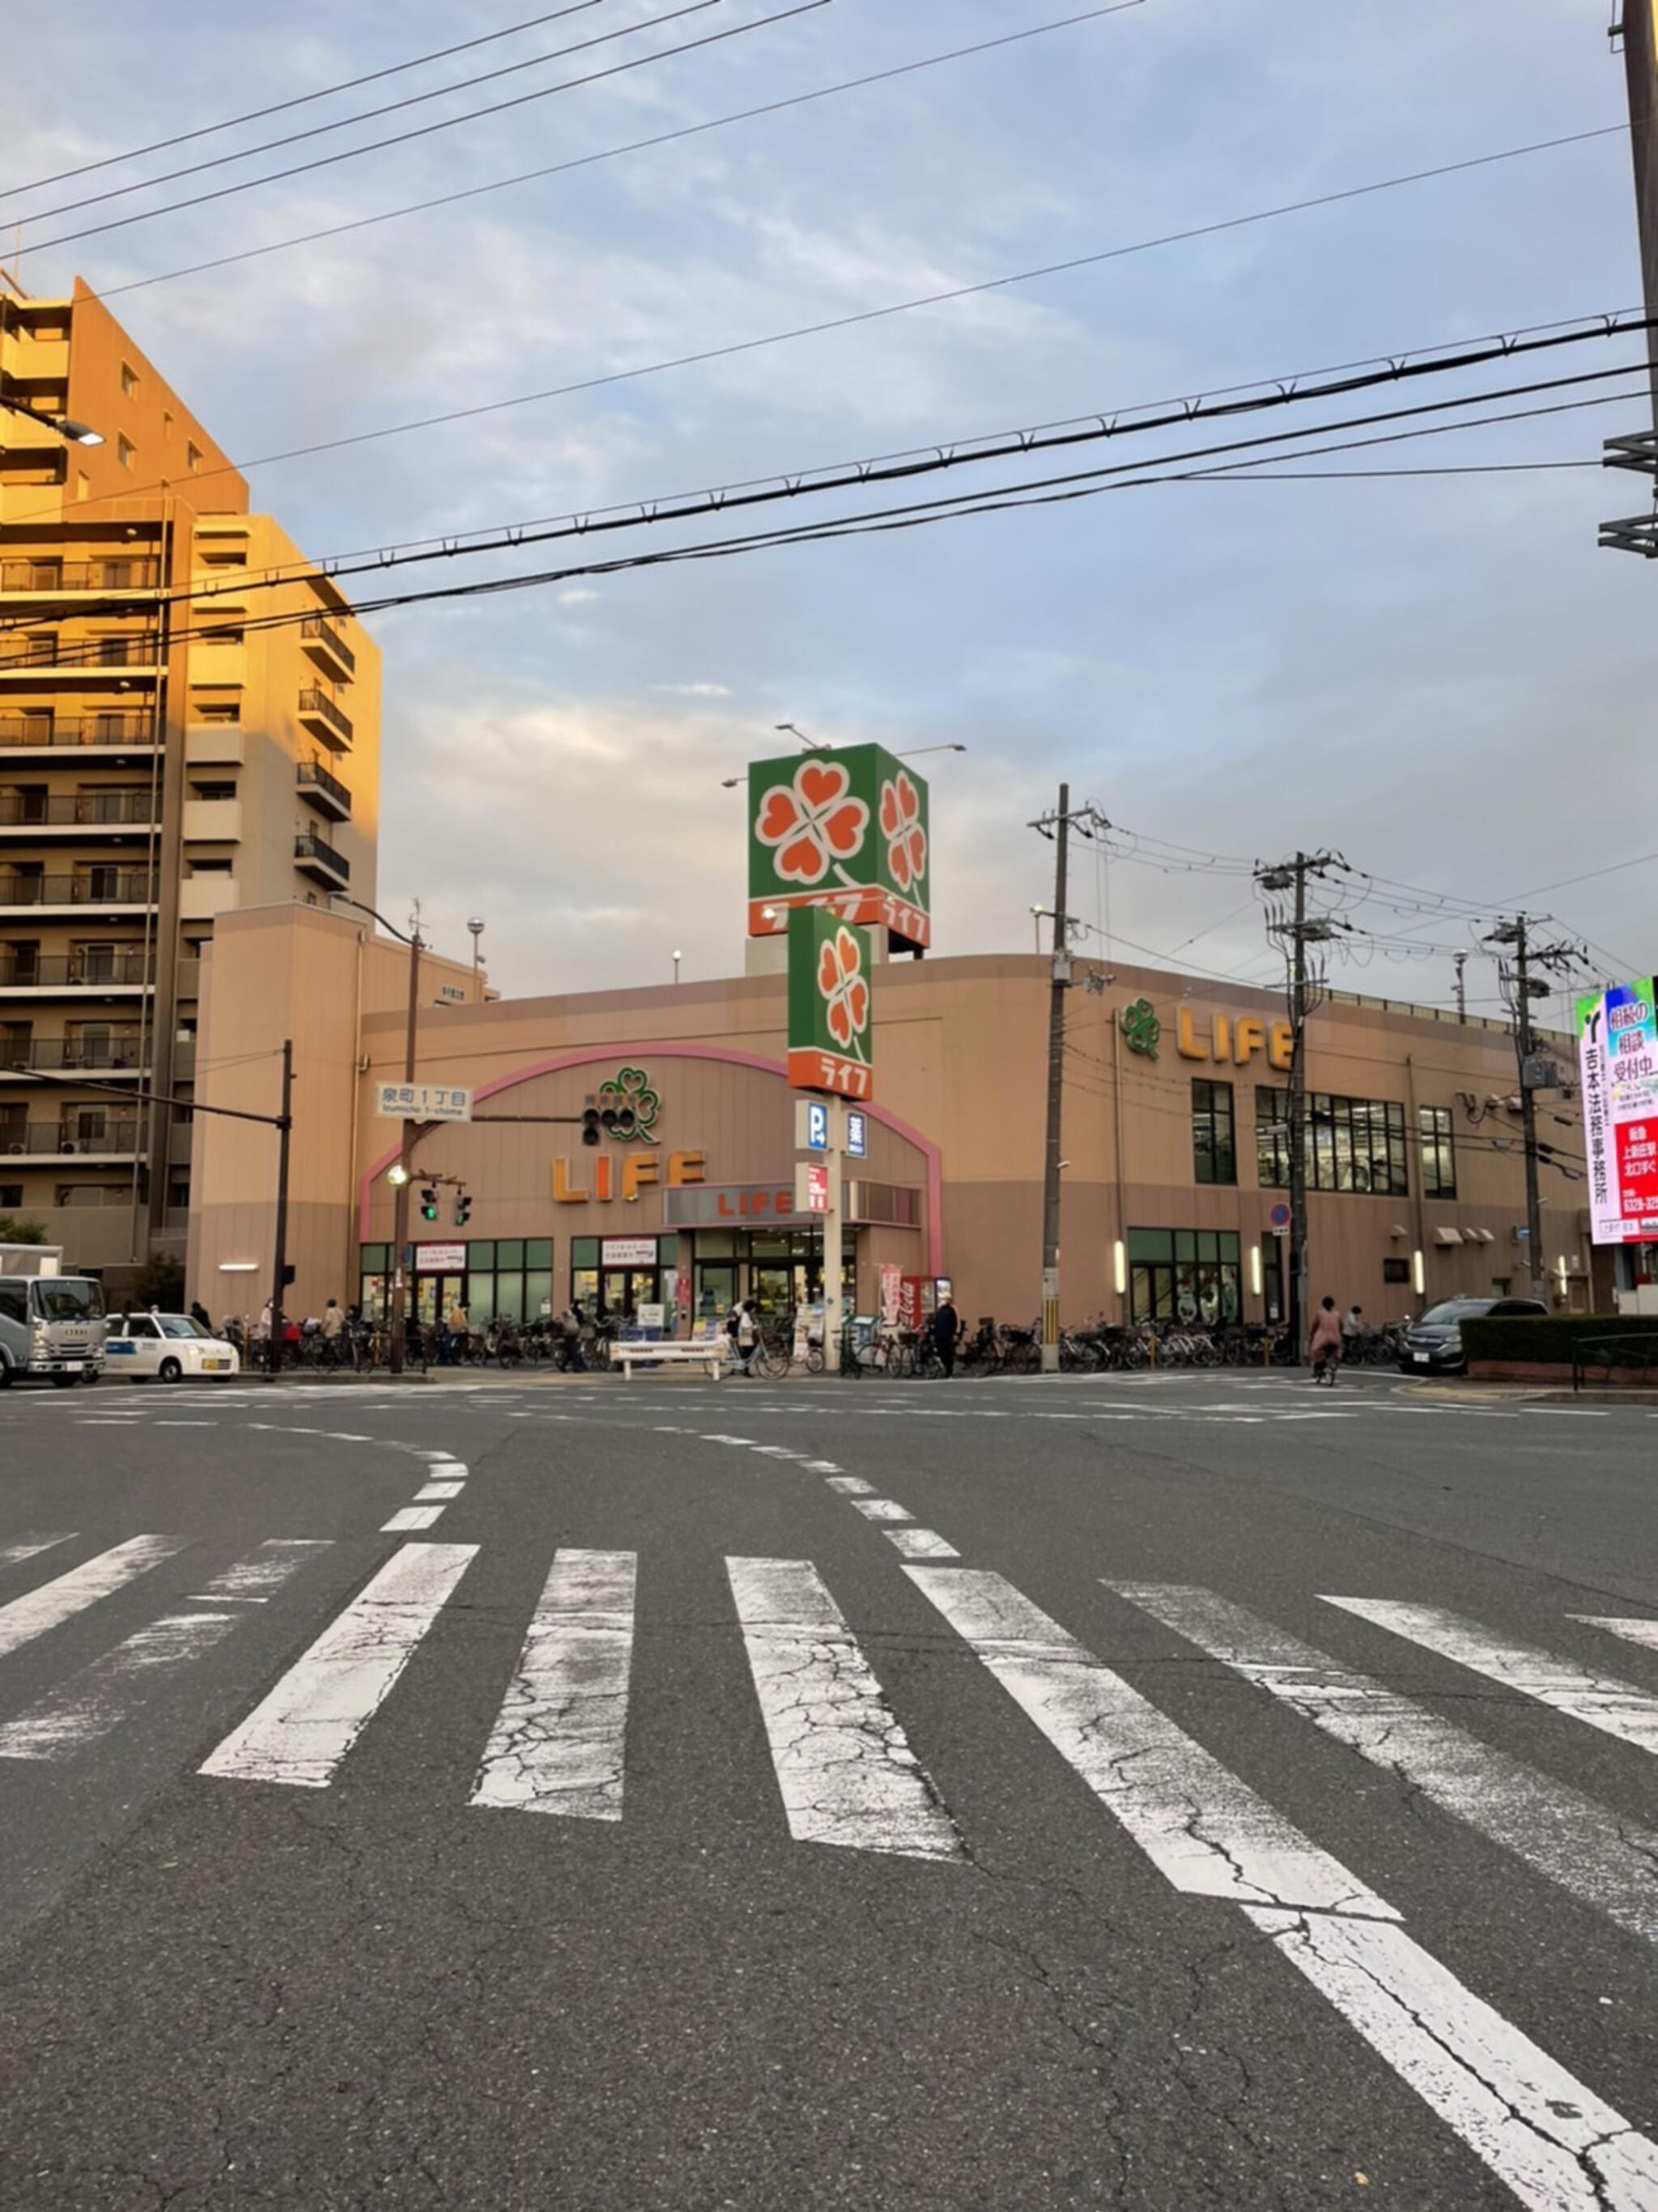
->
[[187, 914, 1595, 1326]]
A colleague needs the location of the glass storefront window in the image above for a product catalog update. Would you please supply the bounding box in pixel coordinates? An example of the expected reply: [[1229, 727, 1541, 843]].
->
[[496, 1240, 524, 1270], [1128, 1228, 1240, 1325], [1256, 1088, 1408, 1195], [1191, 1079, 1236, 1185]]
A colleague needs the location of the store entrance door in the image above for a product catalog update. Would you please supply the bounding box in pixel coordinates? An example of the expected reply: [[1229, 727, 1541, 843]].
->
[[414, 1274, 467, 1329], [598, 1266, 660, 1321]]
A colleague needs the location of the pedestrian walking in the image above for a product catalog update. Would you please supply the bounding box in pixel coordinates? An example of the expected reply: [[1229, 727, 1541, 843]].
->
[[189, 1300, 211, 1334], [321, 1299, 345, 1342], [736, 1300, 759, 1377], [558, 1304, 585, 1372], [933, 1294, 960, 1379], [1308, 1295, 1344, 1384]]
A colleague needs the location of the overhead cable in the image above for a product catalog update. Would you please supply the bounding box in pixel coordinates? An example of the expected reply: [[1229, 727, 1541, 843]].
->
[[16, 1, 831, 257], [1, 0, 637, 201]]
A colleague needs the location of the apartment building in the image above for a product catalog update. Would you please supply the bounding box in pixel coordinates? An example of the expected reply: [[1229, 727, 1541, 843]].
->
[[0, 274, 380, 1288]]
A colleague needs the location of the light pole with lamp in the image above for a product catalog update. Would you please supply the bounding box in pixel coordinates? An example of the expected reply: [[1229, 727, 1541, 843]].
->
[[331, 892, 426, 1376], [721, 741, 966, 791], [466, 916, 486, 982], [0, 390, 105, 448], [673, 947, 682, 985]]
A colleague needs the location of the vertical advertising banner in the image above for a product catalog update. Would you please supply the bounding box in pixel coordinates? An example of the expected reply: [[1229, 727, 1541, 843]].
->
[[748, 743, 929, 951], [1578, 976, 1658, 1243], [787, 905, 874, 1100]]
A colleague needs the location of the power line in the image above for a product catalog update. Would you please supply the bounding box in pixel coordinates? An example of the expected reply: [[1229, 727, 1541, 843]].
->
[[6, 313, 1643, 631], [14, 372, 1640, 658], [88, 3, 1151, 304], [0, 0, 634, 205], [17, 1, 831, 257]]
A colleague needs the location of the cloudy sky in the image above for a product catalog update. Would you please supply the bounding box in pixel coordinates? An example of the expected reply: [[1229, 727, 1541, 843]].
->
[[3, 0, 1645, 1023]]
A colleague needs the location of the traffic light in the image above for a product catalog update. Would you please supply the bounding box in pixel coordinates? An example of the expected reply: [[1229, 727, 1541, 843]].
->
[[581, 1105, 602, 1146], [582, 1098, 637, 1142], [419, 1185, 440, 1221], [453, 1190, 472, 1227], [604, 1103, 636, 1137]]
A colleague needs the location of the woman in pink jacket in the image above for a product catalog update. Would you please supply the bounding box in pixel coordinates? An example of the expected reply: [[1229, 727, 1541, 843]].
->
[[1308, 1295, 1344, 1384]]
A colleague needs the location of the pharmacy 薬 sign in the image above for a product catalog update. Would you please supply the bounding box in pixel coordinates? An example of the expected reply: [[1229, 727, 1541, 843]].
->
[[1577, 976, 1658, 1243]]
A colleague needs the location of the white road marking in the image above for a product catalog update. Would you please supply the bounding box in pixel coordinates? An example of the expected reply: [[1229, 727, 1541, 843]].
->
[[1115, 1583, 1658, 1946], [726, 1557, 963, 1861], [1571, 1614, 1658, 1654], [191, 1538, 332, 1605], [414, 1482, 466, 1501], [825, 1477, 874, 1495], [0, 1536, 190, 1664], [0, 1534, 74, 1572], [470, 1550, 636, 1819], [201, 1542, 477, 1788], [886, 1528, 959, 1561], [1324, 1598, 1658, 1757], [1249, 1908, 1658, 2212], [906, 1567, 1392, 1916], [381, 1504, 446, 1533], [850, 1499, 912, 1522], [803, 1461, 844, 1473], [0, 1607, 242, 1759]]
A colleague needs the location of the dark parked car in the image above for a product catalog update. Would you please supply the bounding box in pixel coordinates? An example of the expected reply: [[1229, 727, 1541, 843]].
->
[[1398, 1295, 1547, 1375]]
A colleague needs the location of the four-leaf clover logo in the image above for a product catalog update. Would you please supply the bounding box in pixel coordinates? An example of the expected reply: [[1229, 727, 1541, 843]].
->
[[878, 771, 926, 894], [597, 1065, 660, 1142], [817, 926, 870, 1058], [754, 759, 869, 887], [1120, 998, 1161, 1058]]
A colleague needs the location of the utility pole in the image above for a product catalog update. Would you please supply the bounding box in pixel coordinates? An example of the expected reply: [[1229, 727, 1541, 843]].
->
[[1598, 11, 1658, 547], [1486, 915, 1575, 1301], [1031, 789, 1107, 1373], [1453, 951, 1468, 1023], [389, 912, 423, 1377], [266, 1040, 293, 1378], [1256, 852, 1338, 1360]]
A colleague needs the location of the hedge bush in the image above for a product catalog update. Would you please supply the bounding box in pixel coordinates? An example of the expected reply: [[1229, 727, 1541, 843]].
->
[[1461, 1313, 1658, 1369]]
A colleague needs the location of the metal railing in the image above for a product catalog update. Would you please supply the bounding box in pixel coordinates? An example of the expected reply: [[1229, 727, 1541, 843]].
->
[[0, 871, 155, 906], [0, 792, 157, 827], [0, 632, 160, 671], [296, 758, 351, 816], [294, 828, 348, 881], [0, 952, 153, 988], [0, 715, 154, 749], [297, 687, 353, 743], [300, 613, 356, 674], [0, 1122, 140, 1156], [3, 1037, 147, 1070], [0, 559, 161, 592], [1571, 1333, 1658, 1393]]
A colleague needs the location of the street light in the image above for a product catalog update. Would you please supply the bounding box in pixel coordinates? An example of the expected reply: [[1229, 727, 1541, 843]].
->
[[466, 915, 485, 981], [0, 391, 104, 445], [331, 891, 425, 1376], [673, 947, 683, 985], [721, 740, 967, 790]]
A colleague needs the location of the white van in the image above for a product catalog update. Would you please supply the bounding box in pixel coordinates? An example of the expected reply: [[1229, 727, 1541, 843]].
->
[[0, 1274, 107, 1388]]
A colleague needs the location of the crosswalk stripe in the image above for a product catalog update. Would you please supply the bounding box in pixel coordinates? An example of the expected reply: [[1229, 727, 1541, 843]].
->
[[1323, 1598, 1658, 1757], [381, 1504, 446, 1533], [1572, 1614, 1658, 1654], [1248, 1907, 1658, 2212], [1112, 1583, 1658, 1946], [905, 1566, 1394, 1916], [851, 1499, 912, 1522], [886, 1529, 959, 1561], [0, 1534, 74, 1572], [0, 1536, 190, 1664], [200, 1542, 477, 1789], [470, 1550, 636, 1819], [0, 1542, 335, 1761], [726, 1557, 963, 1861]]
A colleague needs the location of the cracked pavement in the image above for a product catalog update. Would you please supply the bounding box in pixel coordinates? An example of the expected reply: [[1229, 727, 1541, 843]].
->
[[0, 1372, 1653, 2207]]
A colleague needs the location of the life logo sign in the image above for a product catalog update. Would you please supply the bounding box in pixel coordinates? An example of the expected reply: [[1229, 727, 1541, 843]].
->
[[786, 904, 874, 1101], [747, 743, 931, 951]]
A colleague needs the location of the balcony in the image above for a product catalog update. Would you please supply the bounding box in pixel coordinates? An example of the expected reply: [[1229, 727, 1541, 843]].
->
[[297, 686, 352, 751], [182, 798, 242, 844], [0, 793, 158, 830], [4, 1037, 147, 1073], [0, 559, 161, 598], [296, 757, 351, 823], [293, 828, 349, 889], [300, 614, 356, 682], [0, 952, 154, 990], [0, 1122, 140, 1161], [0, 715, 154, 756], [0, 871, 155, 914], [179, 874, 239, 922], [0, 633, 162, 682]]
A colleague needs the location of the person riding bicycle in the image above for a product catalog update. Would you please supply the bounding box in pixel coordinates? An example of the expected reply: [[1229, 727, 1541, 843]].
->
[[1309, 1295, 1344, 1384]]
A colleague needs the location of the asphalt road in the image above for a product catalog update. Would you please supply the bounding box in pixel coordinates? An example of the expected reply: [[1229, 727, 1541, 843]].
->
[[0, 1364, 1654, 2210]]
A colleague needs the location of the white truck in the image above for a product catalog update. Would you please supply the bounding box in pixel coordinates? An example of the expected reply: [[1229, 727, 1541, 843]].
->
[[0, 1250, 107, 1387]]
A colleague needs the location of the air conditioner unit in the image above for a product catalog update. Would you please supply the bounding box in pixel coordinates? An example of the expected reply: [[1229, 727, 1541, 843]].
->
[[5, 1142, 24, 1155], [59, 1139, 77, 1153]]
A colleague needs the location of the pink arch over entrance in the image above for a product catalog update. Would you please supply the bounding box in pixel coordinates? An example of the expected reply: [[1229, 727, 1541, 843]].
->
[[359, 1041, 945, 1274]]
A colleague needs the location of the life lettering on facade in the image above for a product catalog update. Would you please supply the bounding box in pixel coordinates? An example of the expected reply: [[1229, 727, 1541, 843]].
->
[[1174, 1008, 1294, 1071], [552, 1150, 705, 1204]]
